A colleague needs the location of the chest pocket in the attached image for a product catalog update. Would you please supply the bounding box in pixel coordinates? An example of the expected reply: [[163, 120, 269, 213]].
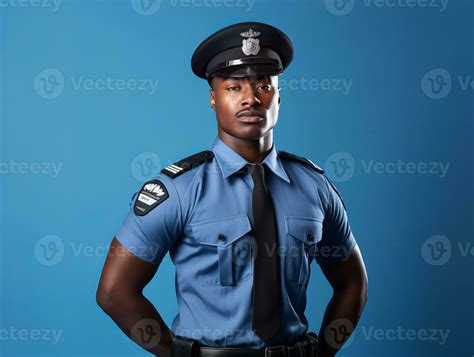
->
[[191, 214, 254, 286], [285, 216, 323, 285]]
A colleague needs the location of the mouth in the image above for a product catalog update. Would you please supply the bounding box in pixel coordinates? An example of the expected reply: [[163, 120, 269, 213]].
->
[[236, 110, 265, 123]]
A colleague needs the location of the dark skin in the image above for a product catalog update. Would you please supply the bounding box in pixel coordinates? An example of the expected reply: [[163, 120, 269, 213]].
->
[[96, 74, 368, 357], [96, 239, 171, 357]]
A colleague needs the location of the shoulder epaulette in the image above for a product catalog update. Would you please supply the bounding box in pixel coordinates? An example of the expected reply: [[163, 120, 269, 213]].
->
[[161, 150, 214, 178], [277, 150, 324, 174], [278, 150, 347, 210]]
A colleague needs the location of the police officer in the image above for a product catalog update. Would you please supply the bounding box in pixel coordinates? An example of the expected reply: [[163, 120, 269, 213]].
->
[[97, 22, 368, 357]]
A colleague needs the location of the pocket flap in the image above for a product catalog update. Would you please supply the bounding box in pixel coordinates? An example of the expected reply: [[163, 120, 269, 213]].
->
[[191, 214, 252, 247], [286, 216, 323, 244]]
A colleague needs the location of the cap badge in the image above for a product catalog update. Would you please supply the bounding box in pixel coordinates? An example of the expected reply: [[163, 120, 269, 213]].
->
[[240, 28, 261, 56]]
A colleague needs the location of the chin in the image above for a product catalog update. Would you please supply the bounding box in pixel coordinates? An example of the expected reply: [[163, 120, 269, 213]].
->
[[232, 127, 272, 141]]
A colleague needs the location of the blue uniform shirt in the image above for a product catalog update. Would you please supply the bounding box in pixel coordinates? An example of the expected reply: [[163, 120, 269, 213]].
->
[[116, 135, 357, 348]]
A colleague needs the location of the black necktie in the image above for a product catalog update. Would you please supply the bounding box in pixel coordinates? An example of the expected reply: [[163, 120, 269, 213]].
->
[[247, 163, 281, 343]]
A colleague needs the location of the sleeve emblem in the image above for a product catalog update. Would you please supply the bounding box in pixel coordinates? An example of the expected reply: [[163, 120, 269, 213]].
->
[[133, 179, 169, 216]]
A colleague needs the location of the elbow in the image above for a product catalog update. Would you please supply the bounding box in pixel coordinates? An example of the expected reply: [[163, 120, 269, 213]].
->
[[96, 286, 122, 315], [96, 284, 139, 316], [96, 287, 112, 313]]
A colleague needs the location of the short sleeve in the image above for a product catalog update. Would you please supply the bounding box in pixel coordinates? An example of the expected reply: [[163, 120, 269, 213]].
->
[[314, 176, 357, 265], [115, 174, 183, 266]]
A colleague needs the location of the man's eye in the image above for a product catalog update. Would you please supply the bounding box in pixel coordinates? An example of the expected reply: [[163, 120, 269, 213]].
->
[[257, 84, 272, 91], [227, 86, 241, 91]]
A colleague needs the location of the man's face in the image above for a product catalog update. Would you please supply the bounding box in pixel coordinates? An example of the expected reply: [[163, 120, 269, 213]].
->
[[210, 75, 280, 141]]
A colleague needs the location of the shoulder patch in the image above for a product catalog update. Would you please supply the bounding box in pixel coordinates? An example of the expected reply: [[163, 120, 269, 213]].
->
[[134, 179, 169, 216], [161, 150, 214, 178], [277, 150, 324, 174]]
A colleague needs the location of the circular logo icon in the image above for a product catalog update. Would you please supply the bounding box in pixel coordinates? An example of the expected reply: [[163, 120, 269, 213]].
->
[[130, 0, 161, 16], [34, 235, 65, 266], [324, 318, 355, 349], [232, 238, 257, 267], [130, 152, 161, 181], [421, 68, 452, 99], [421, 235, 451, 266], [131, 318, 162, 349], [324, 0, 355, 16], [34, 69, 64, 99], [324, 152, 355, 183]]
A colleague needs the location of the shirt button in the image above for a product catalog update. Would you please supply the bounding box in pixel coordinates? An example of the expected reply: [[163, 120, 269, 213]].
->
[[218, 234, 226, 243], [307, 231, 314, 241]]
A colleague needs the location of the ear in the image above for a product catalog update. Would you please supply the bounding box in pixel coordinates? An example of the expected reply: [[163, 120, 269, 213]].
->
[[210, 88, 216, 110]]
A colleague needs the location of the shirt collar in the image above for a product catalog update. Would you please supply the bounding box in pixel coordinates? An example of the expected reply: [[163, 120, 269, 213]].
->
[[211, 135, 290, 183]]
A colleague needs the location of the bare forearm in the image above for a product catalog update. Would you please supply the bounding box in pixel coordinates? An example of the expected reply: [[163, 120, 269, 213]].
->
[[317, 284, 368, 357], [97, 291, 172, 357]]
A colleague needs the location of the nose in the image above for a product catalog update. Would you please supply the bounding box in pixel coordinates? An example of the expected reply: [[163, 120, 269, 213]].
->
[[240, 83, 261, 107]]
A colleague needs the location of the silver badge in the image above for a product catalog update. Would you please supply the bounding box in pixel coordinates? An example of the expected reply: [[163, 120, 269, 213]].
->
[[240, 28, 261, 56]]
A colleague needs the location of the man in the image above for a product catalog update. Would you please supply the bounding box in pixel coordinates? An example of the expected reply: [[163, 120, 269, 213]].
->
[[97, 21, 368, 357]]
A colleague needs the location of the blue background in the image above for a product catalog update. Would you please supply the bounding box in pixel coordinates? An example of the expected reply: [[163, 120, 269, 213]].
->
[[1, 0, 472, 356]]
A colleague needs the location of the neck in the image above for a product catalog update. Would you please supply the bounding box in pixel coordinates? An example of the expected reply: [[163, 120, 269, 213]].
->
[[218, 130, 273, 164]]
